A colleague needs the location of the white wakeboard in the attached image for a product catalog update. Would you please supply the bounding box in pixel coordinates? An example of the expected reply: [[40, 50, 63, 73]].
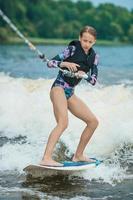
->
[[23, 159, 102, 177]]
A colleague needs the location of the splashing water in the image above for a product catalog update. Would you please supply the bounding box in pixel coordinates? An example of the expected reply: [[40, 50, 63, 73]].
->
[[0, 73, 132, 185]]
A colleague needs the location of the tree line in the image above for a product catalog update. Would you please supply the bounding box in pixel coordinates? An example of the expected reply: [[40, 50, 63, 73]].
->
[[0, 0, 133, 43]]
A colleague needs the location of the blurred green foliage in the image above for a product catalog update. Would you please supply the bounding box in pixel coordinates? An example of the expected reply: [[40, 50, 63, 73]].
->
[[0, 0, 133, 43]]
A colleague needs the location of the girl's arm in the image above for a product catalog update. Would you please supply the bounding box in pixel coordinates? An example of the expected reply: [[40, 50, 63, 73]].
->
[[47, 46, 75, 68], [86, 54, 99, 85]]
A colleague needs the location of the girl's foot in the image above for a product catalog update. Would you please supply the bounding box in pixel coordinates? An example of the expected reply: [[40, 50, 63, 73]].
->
[[72, 155, 95, 163], [39, 159, 63, 167]]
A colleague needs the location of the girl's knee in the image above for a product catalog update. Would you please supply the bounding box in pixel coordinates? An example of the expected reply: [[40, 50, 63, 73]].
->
[[94, 117, 99, 128], [58, 119, 68, 131], [87, 117, 99, 129]]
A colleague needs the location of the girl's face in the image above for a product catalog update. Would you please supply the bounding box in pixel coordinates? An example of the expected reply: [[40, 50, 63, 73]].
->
[[79, 32, 96, 53]]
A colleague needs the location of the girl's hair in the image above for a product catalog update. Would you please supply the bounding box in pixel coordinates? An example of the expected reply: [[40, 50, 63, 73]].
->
[[80, 26, 97, 39]]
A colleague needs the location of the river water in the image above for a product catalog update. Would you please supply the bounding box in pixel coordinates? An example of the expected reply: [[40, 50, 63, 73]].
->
[[0, 44, 133, 200]]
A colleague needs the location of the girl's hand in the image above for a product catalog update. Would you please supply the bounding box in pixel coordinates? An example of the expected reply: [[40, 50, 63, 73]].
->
[[75, 71, 86, 78], [60, 62, 80, 72]]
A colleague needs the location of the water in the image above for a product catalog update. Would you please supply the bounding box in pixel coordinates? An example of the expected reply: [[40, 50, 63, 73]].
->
[[0, 44, 133, 200]]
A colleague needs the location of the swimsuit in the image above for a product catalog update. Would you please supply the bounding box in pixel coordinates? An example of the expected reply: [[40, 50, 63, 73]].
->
[[51, 73, 74, 99], [49, 40, 99, 99]]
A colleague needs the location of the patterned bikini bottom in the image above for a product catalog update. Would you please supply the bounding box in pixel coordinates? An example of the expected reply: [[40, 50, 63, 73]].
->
[[51, 75, 75, 99]]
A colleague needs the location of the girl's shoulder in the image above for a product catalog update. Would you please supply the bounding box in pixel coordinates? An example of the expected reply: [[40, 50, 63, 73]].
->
[[68, 40, 79, 46]]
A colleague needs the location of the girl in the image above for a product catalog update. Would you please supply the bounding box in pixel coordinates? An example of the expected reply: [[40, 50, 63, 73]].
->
[[40, 26, 99, 166]]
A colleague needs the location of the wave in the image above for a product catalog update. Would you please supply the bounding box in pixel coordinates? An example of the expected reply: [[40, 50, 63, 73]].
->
[[0, 73, 133, 184]]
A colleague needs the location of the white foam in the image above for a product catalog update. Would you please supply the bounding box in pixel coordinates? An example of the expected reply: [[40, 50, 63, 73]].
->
[[81, 162, 127, 185], [0, 73, 132, 184]]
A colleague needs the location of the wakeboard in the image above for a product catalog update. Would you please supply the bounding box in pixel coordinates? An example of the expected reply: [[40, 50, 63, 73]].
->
[[23, 158, 102, 177]]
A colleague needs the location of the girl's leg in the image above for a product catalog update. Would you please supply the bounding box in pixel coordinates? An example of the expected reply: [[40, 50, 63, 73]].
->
[[68, 94, 99, 162], [40, 87, 68, 166]]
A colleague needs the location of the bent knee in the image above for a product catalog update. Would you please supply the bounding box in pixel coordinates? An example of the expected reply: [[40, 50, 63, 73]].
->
[[87, 117, 99, 129], [58, 119, 68, 131]]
